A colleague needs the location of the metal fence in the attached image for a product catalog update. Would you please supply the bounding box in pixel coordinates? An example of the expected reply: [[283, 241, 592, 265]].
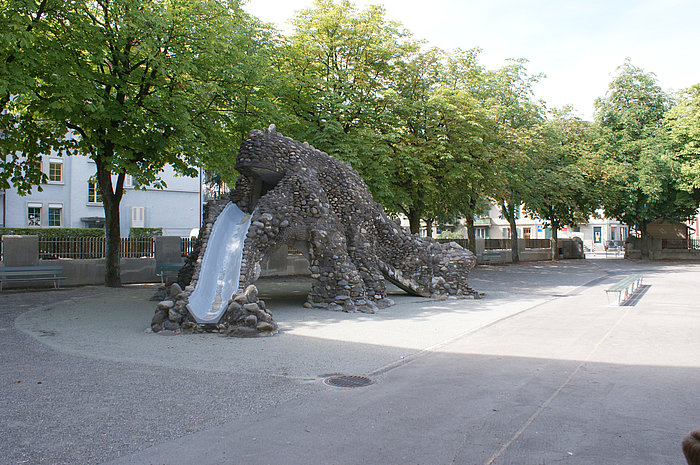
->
[[38, 237, 155, 259], [662, 238, 700, 250], [436, 238, 552, 250], [181, 237, 196, 257]]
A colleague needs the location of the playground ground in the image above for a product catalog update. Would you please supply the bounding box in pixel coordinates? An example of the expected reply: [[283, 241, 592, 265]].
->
[[1, 257, 698, 464]]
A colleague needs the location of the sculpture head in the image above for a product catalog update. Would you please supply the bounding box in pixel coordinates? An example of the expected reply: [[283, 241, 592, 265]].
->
[[234, 124, 321, 207]]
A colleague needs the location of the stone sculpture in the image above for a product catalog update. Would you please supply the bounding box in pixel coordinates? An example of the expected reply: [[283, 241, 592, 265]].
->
[[152, 125, 478, 336]]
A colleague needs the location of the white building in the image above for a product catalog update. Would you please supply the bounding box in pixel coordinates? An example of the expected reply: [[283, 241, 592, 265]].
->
[[1, 152, 202, 237], [409, 202, 629, 252]]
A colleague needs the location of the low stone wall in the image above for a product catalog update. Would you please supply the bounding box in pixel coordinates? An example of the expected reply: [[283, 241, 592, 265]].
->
[[475, 238, 584, 264], [626, 240, 700, 260]]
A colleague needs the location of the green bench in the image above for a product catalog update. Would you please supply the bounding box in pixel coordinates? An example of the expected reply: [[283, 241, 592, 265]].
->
[[0, 265, 65, 291], [605, 274, 643, 305], [481, 251, 502, 263], [156, 263, 184, 285]]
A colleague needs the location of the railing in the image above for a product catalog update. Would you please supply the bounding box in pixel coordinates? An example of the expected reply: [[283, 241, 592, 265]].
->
[[38, 237, 155, 259], [437, 238, 553, 250], [181, 237, 196, 256], [662, 238, 700, 250]]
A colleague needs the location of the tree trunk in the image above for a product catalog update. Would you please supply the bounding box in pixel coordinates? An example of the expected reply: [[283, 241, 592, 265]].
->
[[508, 213, 519, 264], [408, 207, 422, 235], [426, 219, 433, 238], [465, 195, 477, 254], [551, 220, 560, 261], [96, 153, 124, 287], [465, 216, 476, 254], [502, 201, 519, 264], [639, 223, 652, 259], [102, 195, 122, 287]]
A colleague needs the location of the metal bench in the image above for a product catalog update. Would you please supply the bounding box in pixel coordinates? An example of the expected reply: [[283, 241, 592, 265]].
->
[[155, 263, 184, 285], [605, 274, 643, 305], [0, 265, 65, 291]]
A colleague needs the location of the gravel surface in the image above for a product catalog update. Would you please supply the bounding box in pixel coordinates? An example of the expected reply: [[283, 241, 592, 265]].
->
[[2, 259, 696, 464], [0, 286, 317, 465]]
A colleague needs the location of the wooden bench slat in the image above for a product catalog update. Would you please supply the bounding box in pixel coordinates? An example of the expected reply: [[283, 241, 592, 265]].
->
[[0, 265, 65, 291]]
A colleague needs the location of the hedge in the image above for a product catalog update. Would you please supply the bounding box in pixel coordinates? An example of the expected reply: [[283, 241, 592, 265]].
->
[[0, 227, 105, 238], [129, 227, 163, 239]]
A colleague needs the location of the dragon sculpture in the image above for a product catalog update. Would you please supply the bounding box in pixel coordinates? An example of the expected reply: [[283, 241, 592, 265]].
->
[[152, 125, 478, 336]]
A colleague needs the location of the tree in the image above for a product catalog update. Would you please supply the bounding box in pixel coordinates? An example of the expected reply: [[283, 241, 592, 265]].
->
[[485, 59, 544, 263], [9, 0, 274, 286], [421, 50, 495, 249], [664, 84, 700, 195], [277, 0, 414, 206], [1, 0, 73, 195], [594, 59, 697, 257], [524, 108, 598, 260]]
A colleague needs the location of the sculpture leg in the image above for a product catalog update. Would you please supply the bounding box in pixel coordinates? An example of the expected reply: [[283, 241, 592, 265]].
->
[[306, 220, 376, 313]]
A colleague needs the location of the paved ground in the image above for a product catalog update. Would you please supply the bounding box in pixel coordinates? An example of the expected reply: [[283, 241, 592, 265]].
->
[[1, 258, 698, 464]]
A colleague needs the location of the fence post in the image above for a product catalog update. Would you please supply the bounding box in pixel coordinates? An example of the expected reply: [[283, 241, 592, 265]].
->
[[155, 236, 183, 264], [2, 235, 39, 266]]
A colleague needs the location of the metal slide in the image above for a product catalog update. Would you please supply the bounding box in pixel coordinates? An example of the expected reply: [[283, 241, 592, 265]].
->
[[187, 202, 253, 323]]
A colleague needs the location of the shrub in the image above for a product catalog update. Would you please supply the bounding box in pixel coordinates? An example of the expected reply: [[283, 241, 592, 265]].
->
[[129, 227, 163, 239], [436, 230, 465, 240], [0, 227, 105, 238]]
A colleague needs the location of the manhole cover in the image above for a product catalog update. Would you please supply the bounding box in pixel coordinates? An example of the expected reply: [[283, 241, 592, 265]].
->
[[324, 375, 373, 388]]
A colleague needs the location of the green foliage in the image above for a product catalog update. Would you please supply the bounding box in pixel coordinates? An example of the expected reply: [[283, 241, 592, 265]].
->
[[0, 0, 75, 195], [594, 59, 697, 245], [128, 227, 163, 239], [0, 227, 105, 238], [276, 0, 415, 206], [3, 0, 278, 285], [664, 84, 700, 193], [436, 230, 464, 240]]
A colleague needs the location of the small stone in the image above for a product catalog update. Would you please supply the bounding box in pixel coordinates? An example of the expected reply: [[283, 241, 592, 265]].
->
[[227, 327, 259, 338], [243, 302, 260, 312], [152, 309, 167, 325], [168, 308, 183, 322], [157, 300, 174, 310], [244, 285, 258, 303], [256, 322, 276, 332], [342, 300, 356, 312], [163, 320, 180, 331], [168, 283, 183, 298], [233, 293, 248, 304], [245, 315, 258, 327]]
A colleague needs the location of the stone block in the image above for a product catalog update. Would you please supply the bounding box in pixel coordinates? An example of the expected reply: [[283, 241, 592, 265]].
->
[[155, 236, 183, 264], [1, 235, 39, 266]]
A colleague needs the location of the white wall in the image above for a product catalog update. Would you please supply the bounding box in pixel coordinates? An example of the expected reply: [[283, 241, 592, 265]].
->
[[3, 154, 201, 237]]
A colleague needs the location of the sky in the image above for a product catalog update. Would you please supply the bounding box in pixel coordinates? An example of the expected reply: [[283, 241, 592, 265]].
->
[[243, 0, 700, 121]]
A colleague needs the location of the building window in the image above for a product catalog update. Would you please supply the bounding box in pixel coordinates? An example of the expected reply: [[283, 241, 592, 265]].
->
[[27, 203, 42, 227], [476, 228, 490, 239], [131, 206, 145, 228], [48, 159, 63, 183], [88, 182, 102, 203], [48, 204, 62, 227], [503, 227, 511, 239], [522, 227, 531, 239]]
